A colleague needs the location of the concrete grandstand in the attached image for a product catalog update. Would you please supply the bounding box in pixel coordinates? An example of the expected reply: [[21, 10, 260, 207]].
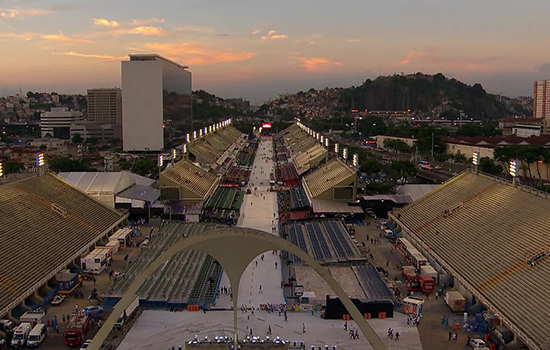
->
[[390, 169, 550, 350], [0, 173, 126, 320]]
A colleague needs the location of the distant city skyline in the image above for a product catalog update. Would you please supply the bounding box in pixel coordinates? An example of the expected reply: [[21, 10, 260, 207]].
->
[[1, 0, 550, 103]]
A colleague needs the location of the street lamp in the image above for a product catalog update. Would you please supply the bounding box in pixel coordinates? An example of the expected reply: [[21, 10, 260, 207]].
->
[[343, 148, 348, 161], [334, 143, 339, 155]]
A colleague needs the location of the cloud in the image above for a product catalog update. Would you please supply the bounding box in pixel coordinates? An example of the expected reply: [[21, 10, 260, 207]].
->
[[399, 51, 428, 65], [131, 18, 165, 26], [127, 26, 165, 36], [347, 38, 363, 43], [40, 32, 91, 43], [53, 51, 118, 60], [251, 29, 261, 35], [397, 49, 494, 71], [298, 56, 342, 72], [142, 42, 256, 65], [93, 18, 120, 28], [0, 32, 33, 40], [0, 8, 50, 19], [216, 33, 229, 37], [261, 30, 288, 41]]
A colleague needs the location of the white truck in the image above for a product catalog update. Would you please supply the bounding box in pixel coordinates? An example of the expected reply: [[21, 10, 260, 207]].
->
[[81, 248, 109, 274], [115, 296, 139, 330], [20, 311, 45, 327]]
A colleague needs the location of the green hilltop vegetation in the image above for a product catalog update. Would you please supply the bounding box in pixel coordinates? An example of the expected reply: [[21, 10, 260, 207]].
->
[[338, 73, 528, 119]]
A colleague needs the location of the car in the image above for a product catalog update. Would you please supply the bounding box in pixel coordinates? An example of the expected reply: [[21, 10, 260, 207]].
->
[[51, 294, 65, 305], [469, 338, 486, 348], [245, 188, 252, 194], [79, 339, 93, 350], [80, 274, 94, 281], [434, 165, 442, 170], [82, 306, 103, 317]]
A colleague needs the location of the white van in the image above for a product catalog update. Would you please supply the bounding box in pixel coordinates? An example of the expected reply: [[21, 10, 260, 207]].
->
[[11, 322, 32, 348], [27, 324, 47, 347]]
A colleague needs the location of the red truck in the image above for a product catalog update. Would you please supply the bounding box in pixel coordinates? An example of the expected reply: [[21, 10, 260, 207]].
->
[[418, 274, 435, 293], [64, 314, 89, 348]]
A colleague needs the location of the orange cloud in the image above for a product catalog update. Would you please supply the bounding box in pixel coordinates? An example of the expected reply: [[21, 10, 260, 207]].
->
[[299, 56, 342, 72], [397, 49, 493, 71], [251, 29, 261, 35], [0, 8, 50, 19], [142, 42, 256, 65], [261, 30, 288, 41], [0, 32, 33, 41], [399, 51, 428, 65], [53, 51, 119, 60], [131, 18, 165, 26], [93, 18, 120, 28], [127, 26, 165, 36], [40, 33, 91, 43]]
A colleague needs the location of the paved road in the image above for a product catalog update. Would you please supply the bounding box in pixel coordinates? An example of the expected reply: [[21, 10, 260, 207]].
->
[[235, 137, 285, 307]]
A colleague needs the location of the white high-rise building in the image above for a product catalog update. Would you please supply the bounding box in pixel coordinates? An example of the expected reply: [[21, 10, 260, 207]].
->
[[40, 107, 83, 139], [122, 54, 192, 152], [533, 80, 550, 119]]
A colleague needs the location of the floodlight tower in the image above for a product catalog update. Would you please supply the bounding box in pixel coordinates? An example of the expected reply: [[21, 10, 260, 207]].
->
[[37, 153, 45, 174], [472, 152, 479, 174], [509, 160, 518, 187]]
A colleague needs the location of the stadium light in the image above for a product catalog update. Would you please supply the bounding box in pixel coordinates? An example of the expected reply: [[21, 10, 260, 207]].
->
[[335, 143, 339, 154], [158, 155, 164, 167], [316, 132, 320, 140], [37, 153, 45, 167], [199, 129, 203, 137], [325, 138, 329, 148], [183, 144, 187, 153], [172, 148, 177, 160], [186, 133, 190, 142], [472, 152, 479, 165], [204, 127, 208, 135], [0, 162, 3, 177], [320, 135, 324, 144], [193, 131, 197, 139], [353, 154, 358, 168], [343, 147, 348, 161], [209, 125, 212, 133], [509, 160, 517, 177]]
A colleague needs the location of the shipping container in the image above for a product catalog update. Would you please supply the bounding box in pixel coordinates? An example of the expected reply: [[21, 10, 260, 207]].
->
[[445, 290, 466, 312]]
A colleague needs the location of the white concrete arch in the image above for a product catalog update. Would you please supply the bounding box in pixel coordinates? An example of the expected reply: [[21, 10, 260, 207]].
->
[[88, 227, 387, 350]]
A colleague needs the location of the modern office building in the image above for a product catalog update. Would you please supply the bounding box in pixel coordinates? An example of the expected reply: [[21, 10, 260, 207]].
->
[[534, 80, 550, 119], [70, 122, 122, 143], [40, 107, 84, 139], [122, 54, 192, 152], [87, 88, 122, 124]]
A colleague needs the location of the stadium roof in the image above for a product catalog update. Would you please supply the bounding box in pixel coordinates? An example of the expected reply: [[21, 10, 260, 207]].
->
[[159, 159, 219, 200], [0, 173, 126, 318], [303, 158, 356, 200], [117, 184, 160, 202], [311, 199, 364, 214], [391, 170, 550, 350], [58, 171, 135, 195]]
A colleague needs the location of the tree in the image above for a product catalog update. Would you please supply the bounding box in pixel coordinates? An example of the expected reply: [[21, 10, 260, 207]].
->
[[38, 144, 47, 150], [48, 157, 93, 172], [389, 159, 417, 184], [479, 157, 503, 175], [360, 158, 382, 176], [119, 161, 132, 171], [453, 153, 467, 164], [72, 133, 83, 144], [4, 162, 23, 174], [131, 158, 157, 177], [86, 137, 98, 145]]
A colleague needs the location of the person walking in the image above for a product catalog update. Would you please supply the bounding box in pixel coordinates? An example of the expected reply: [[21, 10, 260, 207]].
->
[[395, 332, 399, 341], [268, 325, 272, 335], [344, 321, 347, 331], [302, 323, 306, 333]]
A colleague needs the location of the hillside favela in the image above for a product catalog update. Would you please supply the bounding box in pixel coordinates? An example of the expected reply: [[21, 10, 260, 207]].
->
[[1, 2, 550, 350]]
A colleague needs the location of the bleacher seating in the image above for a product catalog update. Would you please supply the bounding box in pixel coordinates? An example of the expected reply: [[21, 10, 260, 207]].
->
[[110, 223, 224, 306], [0, 173, 125, 315], [160, 159, 219, 199], [393, 170, 550, 349], [353, 265, 394, 301], [290, 187, 311, 210], [283, 220, 360, 264], [303, 158, 355, 199]]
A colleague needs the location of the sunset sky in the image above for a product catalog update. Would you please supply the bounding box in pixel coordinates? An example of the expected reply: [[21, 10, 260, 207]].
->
[[1, 0, 550, 103]]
